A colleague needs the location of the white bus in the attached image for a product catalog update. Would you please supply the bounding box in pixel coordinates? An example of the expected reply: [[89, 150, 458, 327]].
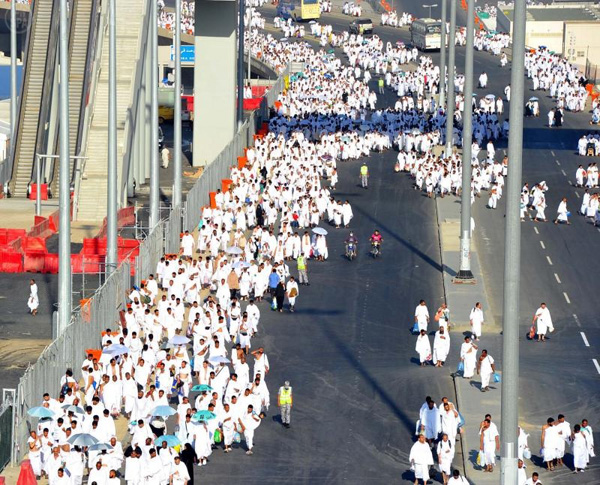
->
[[410, 18, 442, 51]]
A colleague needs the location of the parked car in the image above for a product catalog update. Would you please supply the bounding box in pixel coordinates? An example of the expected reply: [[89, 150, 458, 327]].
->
[[349, 18, 373, 35]]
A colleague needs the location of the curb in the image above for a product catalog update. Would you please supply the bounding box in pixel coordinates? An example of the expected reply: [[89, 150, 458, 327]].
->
[[435, 195, 472, 483]]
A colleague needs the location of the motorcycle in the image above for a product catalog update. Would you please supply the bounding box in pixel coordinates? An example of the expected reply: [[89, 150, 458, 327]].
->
[[346, 242, 357, 261], [371, 241, 381, 258]]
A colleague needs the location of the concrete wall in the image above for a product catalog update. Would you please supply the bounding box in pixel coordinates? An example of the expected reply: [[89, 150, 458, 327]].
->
[[564, 22, 600, 67], [525, 21, 564, 53]]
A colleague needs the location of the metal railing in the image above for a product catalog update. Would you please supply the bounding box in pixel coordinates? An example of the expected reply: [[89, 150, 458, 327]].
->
[[0, 403, 13, 471], [165, 205, 182, 254], [13, 261, 130, 463], [586, 59, 599, 85], [135, 222, 164, 287]]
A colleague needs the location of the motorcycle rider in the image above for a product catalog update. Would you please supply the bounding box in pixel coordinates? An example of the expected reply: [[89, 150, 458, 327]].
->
[[345, 232, 358, 258], [369, 230, 383, 255]]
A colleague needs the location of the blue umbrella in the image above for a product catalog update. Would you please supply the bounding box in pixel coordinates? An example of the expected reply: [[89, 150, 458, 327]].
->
[[27, 407, 55, 419], [151, 405, 176, 417], [68, 433, 99, 447], [191, 384, 212, 392], [155, 435, 181, 447], [192, 410, 216, 422]]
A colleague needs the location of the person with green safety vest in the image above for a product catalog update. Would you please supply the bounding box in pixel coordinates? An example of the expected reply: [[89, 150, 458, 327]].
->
[[378, 77, 384, 94], [278, 381, 293, 428], [360, 163, 369, 189], [297, 253, 309, 286]]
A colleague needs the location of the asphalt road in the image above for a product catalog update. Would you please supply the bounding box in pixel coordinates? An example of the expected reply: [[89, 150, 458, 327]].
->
[[194, 135, 450, 484]]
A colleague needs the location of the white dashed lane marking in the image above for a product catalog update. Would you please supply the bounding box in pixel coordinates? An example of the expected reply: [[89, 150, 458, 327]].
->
[[563, 292, 571, 304], [581, 332, 590, 347], [593, 359, 600, 375], [546, 256, 553, 265], [540, 241, 546, 249], [554, 273, 561, 284]]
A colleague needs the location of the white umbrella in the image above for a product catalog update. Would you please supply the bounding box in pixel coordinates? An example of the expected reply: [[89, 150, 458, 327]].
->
[[102, 344, 130, 356], [169, 335, 190, 346], [232, 261, 251, 269], [208, 356, 231, 365], [312, 227, 328, 236], [226, 246, 243, 255], [485, 94, 496, 100], [89, 443, 113, 452], [68, 433, 99, 447]]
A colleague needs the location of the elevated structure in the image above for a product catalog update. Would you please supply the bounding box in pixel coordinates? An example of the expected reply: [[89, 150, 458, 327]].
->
[[76, 0, 148, 222], [497, 3, 600, 67], [193, 0, 237, 167]]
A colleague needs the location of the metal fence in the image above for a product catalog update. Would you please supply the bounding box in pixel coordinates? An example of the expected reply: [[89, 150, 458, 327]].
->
[[586, 59, 599, 85], [14, 261, 130, 463], [135, 222, 164, 287], [0, 404, 12, 471], [165, 205, 182, 254]]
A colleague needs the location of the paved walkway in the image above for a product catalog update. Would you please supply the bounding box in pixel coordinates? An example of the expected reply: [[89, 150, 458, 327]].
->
[[436, 194, 502, 484]]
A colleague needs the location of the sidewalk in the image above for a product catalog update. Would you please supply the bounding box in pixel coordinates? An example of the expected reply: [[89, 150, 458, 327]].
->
[[435, 195, 502, 484]]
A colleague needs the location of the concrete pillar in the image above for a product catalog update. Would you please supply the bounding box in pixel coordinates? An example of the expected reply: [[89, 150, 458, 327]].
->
[[193, 0, 237, 167]]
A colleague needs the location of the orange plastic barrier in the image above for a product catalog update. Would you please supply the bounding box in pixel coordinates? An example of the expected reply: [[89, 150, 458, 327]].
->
[[0, 229, 26, 246], [23, 251, 46, 272], [28, 184, 48, 201], [16, 460, 36, 485], [209, 191, 217, 209], [43, 253, 59, 273], [22, 237, 47, 253], [0, 252, 23, 272], [80, 298, 91, 322], [222, 179, 233, 193], [237, 156, 247, 169], [85, 349, 102, 361]]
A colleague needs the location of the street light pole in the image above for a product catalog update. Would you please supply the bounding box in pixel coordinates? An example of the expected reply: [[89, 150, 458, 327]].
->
[[107, 0, 117, 274], [173, 0, 182, 208], [500, 0, 526, 481], [439, 0, 447, 110], [237, 0, 245, 130], [58, 0, 71, 334], [150, 0, 159, 229], [423, 3, 438, 17], [444, 0, 457, 157], [455, 0, 475, 281]]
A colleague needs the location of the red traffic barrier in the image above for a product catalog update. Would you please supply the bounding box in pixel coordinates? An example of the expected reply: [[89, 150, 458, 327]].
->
[[44, 253, 59, 273], [23, 251, 46, 272], [209, 191, 217, 209], [28, 184, 48, 201], [237, 156, 247, 170], [82, 237, 108, 255], [16, 459, 36, 485], [21, 237, 47, 253], [0, 252, 23, 273]]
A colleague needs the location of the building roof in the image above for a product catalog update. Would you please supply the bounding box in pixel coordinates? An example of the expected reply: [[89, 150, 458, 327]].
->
[[502, 5, 600, 22]]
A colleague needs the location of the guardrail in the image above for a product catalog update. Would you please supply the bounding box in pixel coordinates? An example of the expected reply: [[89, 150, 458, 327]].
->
[[14, 260, 131, 463]]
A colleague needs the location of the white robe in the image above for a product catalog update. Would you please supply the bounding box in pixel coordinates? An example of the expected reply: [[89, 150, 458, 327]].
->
[[409, 441, 434, 479], [432, 331, 450, 364], [460, 342, 477, 378], [415, 334, 431, 364]]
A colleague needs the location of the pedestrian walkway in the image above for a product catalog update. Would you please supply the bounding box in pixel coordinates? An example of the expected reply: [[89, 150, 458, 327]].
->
[[436, 195, 502, 484]]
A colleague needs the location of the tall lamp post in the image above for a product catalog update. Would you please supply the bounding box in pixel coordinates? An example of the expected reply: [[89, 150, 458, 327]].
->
[[423, 3, 438, 17], [455, 0, 475, 282], [500, 0, 527, 480]]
